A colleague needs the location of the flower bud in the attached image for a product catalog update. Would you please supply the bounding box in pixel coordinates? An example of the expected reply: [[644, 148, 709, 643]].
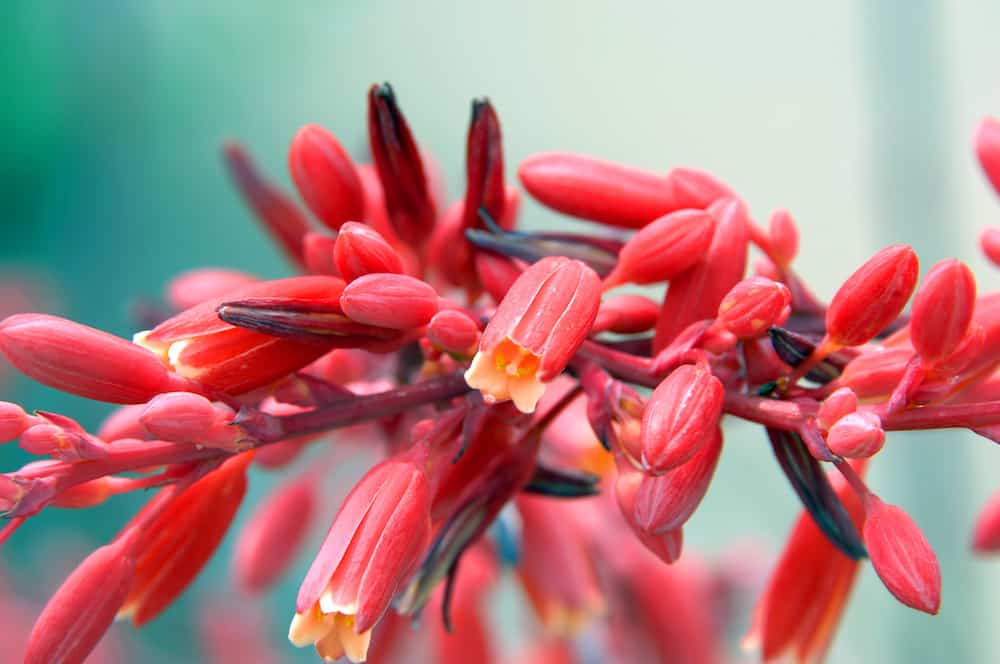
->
[[24, 531, 138, 664], [52, 477, 116, 509], [465, 257, 601, 413], [826, 411, 885, 458], [661, 167, 734, 210], [816, 387, 858, 431], [975, 116, 1000, 198], [368, 83, 436, 246], [909, 259, 976, 364], [475, 252, 522, 302], [863, 495, 941, 614], [980, 226, 1000, 267], [972, 486, 1000, 553], [140, 392, 217, 442], [333, 221, 404, 282], [768, 208, 799, 267], [98, 405, 149, 441], [592, 294, 660, 335], [603, 210, 714, 289], [0, 401, 30, 443], [166, 268, 259, 311], [641, 364, 725, 472], [0, 314, 182, 404], [19, 423, 110, 461], [234, 474, 317, 594], [634, 426, 723, 533], [462, 98, 506, 233], [613, 457, 684, 564], [717, 277, 791, 339], [839, 346, 912, 399], [339, 273, 439, 330], [288, 124, 365, 231], [302, 231, 340, 276], [826, 245, 919, 347], [426, 310, 480, 355], [223, 141, 311, 268]]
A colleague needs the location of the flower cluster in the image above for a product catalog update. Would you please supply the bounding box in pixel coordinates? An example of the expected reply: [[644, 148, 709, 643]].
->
[[3, 85, 1000, 664]]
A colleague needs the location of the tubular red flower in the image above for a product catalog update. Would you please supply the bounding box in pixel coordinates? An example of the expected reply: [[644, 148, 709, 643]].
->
[[288, 124, 365, 231], [465, 256, 601, 413], [640, 364, 724, 473]]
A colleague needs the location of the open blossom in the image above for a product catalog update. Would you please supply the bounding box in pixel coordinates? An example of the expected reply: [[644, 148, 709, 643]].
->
[[465, 256, 601, 413]]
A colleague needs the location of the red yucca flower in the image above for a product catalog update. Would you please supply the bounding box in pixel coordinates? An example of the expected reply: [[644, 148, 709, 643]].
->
[[5, 82, 1000, 664]]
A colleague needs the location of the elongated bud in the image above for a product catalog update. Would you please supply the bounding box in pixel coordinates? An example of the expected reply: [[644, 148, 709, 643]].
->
[[234, 474, 317, 594], [816, 387, 858, 431], [603, 210, 714, 288], [826, 245, 919, 347], [641, 364, 724, 472], [980, 227, 1000, 267], [368, 83, 435, 246], [613, 457, 684, 564], [24, 530, 138, 664], [334, 221, 404, 282], [910, 259, 976, 364], [592, 294, 660, 335], [972, 487, 1000, 553], [463, 98, 506, 231], [140, 392, 216, 441], [662, 166, 735, 210], [475, 252, 522, 302], [0, 401, 30, 443], [98, 405, 149, 441], [826, 411, 885, 458], [19, 423, 110, 461], [302, 232, 340, 276], [863, 495, 941, 614], [223, 142, 311, 267], [0, 314, 184, 404], [975, 116, 1000, 197], [340, 273, 439, 330], [426, 310, 480, 355], [52, 477, 116, 509], [768, 209, 799, 266], [167, 268, 259, 311], [288, 124, 365, 231], [717, 277, 791, 339], [465, 257, 601, 413], [634, 426, 723, 533]]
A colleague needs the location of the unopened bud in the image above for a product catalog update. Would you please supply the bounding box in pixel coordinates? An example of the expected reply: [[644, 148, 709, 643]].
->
[[909, 259, 976, 364], [826, 245, 919, 347], [603, 210, 714, 288], [166, 268, 259, 311], [340, 273, 439, 330], [980, 227, 1000, 268], [972, 486, 1000, 553], [302, 232, 340, 276], [0, 400, 30, 443], [333, 221, 404, 282], [816, 387, 859, 431], [641, 364, 724, 472], [141, 392, 217, 442], [592, 294, 660, 335], [975, 116, 1000, 198], [19, 424, 110, 461], [863, 495, 941, 614], [288, 124, 365, 231], [826, 412, 885, 459], [426, 310, 480, 356], [768, 209, 799, 266], [717, 277, 791, 339]]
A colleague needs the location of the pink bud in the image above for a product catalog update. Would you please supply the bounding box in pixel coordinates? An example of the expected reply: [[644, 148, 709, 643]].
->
[[0, 314, 181, 403], [975, 116, 1000, 198], [980, 227, 1000, 267], [0, 401, 30, 443], [288, 124, 365, 231], [19, 423, 110, 461], [717, 277, 791, 339], [826, 245, 919, 347], [839, 346, 912, 399], [302, 232, 340, 276], [768, 209, 799, 266], [97, 405, 150, 441], [662, 167, 735, 210], [140, 392, 217, 442], [909, 259, 976, 364], [475, 252, 522, 302], [339, 274, 439, 330], [641, 363, 725, 472], [826, 411, 885, 458], [816, 387, 858, 431], [603, 210, 715, 288], [863, 496, 941, 614], [465, 257, 601, 413], [592, 294, 660, 335], [235, 475, 317, 594], [223, 142, 311, 268], [426, 310, 481, 355], [972, 486, 1000, 553], [24, 531, 138, 664], [166, 268, 259, 311], [334, 222, 404, 282], [634, 426, 723, 533]]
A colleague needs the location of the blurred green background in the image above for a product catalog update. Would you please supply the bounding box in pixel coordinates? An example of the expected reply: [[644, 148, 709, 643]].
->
[[3, 1, 1000, 662]]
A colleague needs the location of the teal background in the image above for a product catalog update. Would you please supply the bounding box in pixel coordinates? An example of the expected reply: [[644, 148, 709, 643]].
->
[[3, 1, 1000, 662]]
